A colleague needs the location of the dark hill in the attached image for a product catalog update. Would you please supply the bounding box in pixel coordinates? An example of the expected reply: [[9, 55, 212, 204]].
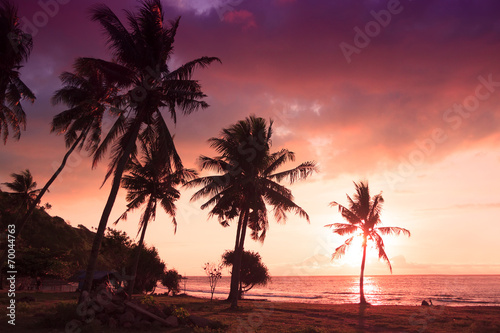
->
[[1, 190, 126, 279]]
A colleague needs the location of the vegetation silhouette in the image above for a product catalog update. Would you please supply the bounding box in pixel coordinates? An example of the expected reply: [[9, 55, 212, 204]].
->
[[7, 65, 118, 241], [203, 262, 223, 302], [325, 181, 410, 305], [222, 250, 270, 299], [0, 0, 35, 144], [161, 269, 182, 296], [187, 115, 317, 308], [2, 169, 41, 212], [113, 136, 196, 297], [79, 0, 220, 298]]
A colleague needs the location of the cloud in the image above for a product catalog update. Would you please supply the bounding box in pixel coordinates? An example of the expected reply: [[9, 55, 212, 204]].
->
[[223, 9, 256, 29]]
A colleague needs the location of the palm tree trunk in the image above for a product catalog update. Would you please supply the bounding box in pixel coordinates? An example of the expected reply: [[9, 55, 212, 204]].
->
[[127, 206, 151, 298], [227, 209, 245, 302], [227, 210, 245, 301], [79, 117, 143, 302], [359, 237, 368, 305], [230, 209, 249, 308], [17, 130, 88, 237], [0, 130, 87, 286]]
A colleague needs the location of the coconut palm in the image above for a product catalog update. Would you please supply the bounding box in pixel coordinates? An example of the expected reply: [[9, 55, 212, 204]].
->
[[11, 62, 120, 239], [79, 0, 219, 296], [186, 115, 317, 308], [2, 169, 40, 211], [0, 0, 35, 143], [114, 136, 196, 297], [325, 181, 410, 304]]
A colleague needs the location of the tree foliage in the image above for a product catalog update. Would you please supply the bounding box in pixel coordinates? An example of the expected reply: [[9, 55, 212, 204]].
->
[[161, 269, 182, 296], [188, 115, 316, 307], [80, 0, 219, 297], [2, 169, 41, 211], [128, 245, 165, 294], [203, 262, 223, 301], [0, 0, 35, 143], [222, 250, 270, 298]]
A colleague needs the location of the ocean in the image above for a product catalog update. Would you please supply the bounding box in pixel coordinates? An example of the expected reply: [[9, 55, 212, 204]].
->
[[159, 275, 500, 306]]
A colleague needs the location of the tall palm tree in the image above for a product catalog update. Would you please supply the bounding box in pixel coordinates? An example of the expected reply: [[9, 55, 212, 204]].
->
[[80, 0, 220, 297], [114, 136, 196, 297], [186, 115, 317, 308], [10, 61, 120, 239], [2, 169, 40, 212], [0, 0, 35, 143], [0, 62, 121, 279], [325, 181, 410, 305]]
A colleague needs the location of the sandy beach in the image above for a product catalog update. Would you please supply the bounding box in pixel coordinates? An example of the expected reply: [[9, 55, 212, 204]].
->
[[1, 291, 499, 332]]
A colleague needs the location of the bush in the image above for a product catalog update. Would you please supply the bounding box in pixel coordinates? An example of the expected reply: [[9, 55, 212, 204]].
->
[[161, 269, 182, 295]]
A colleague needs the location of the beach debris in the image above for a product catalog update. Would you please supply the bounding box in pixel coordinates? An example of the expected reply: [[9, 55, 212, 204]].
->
[[74, 284, 221, 330]]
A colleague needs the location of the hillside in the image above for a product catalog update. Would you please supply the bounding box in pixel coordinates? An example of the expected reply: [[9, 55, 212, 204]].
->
[[0, 190, 128, 279]]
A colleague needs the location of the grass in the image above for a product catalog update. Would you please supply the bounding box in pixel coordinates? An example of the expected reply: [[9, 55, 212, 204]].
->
[[0, 291, 499, 332]]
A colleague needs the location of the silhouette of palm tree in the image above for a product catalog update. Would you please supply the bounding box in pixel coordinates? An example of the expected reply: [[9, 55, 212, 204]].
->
[[11, 64, 118, 238], [187, 115, 317, 308], [79, 0, 220, 297], [325, 181, 410, 305], [0, 0, 35, 143], [114, 136, 196, 297], [0, 65, 120, 277], [2, 169, 40, 212]]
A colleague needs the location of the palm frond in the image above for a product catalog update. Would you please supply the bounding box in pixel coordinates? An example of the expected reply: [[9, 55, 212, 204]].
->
[[325, 222, 359, 236], [269, 160, 317, 184], [377, 226, 411, 237], [372, 232, 392, 273], [332, 236, 354, 260], [167, 56, 221, 81]]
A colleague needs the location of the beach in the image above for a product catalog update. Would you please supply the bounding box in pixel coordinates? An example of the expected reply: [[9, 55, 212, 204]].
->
[[1, 291, 499, 332]]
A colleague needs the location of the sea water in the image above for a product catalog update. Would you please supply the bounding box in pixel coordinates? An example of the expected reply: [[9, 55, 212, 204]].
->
[[159, 275, 500, 306]]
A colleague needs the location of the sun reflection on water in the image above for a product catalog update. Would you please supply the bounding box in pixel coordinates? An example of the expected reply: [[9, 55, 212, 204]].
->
[[347, 276, 384, 305]]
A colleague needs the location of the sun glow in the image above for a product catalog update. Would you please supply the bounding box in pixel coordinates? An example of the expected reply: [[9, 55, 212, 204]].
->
[[336, 235, 364, 267]]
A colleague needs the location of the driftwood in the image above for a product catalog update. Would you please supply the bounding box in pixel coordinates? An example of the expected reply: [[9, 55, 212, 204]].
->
[[123, 300, 173, 327]]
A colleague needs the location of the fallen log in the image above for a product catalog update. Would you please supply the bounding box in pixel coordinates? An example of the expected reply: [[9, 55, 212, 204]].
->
[[123, 301, 172, 327]]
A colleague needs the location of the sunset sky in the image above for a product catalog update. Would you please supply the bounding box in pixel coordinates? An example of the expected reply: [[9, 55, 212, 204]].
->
[[1, 0, 499, 276]]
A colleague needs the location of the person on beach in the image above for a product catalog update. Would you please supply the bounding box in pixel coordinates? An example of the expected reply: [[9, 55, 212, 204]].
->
[[421, 299, 433, 306]]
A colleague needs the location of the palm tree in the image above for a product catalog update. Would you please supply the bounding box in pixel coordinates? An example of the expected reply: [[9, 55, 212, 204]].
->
[[2, 169, 40, 211], [187, 115, 317, 308], [10, 61, 120, 239], [0, 63, 121, 279], [0, 0, 35, 143], [325, 181, 410, 305], [79, 0, 219, 297], [114, 136, 196, 297]]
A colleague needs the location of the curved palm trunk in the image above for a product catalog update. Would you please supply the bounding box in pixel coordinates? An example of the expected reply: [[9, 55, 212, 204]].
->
[[127, 207, 151, 298], [230, 209, 249, 308], [359, 236, 368, 305], [16, 130, 88, 237], [0, 130, 87, 286], [80, 117, 143, 302]]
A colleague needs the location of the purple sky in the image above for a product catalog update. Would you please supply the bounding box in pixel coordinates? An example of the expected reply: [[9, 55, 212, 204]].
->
[[1, 0, 500, 276]]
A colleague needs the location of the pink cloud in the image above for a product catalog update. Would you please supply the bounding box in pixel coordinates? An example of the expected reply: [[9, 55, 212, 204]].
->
[[223, 9, 257, 29]]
